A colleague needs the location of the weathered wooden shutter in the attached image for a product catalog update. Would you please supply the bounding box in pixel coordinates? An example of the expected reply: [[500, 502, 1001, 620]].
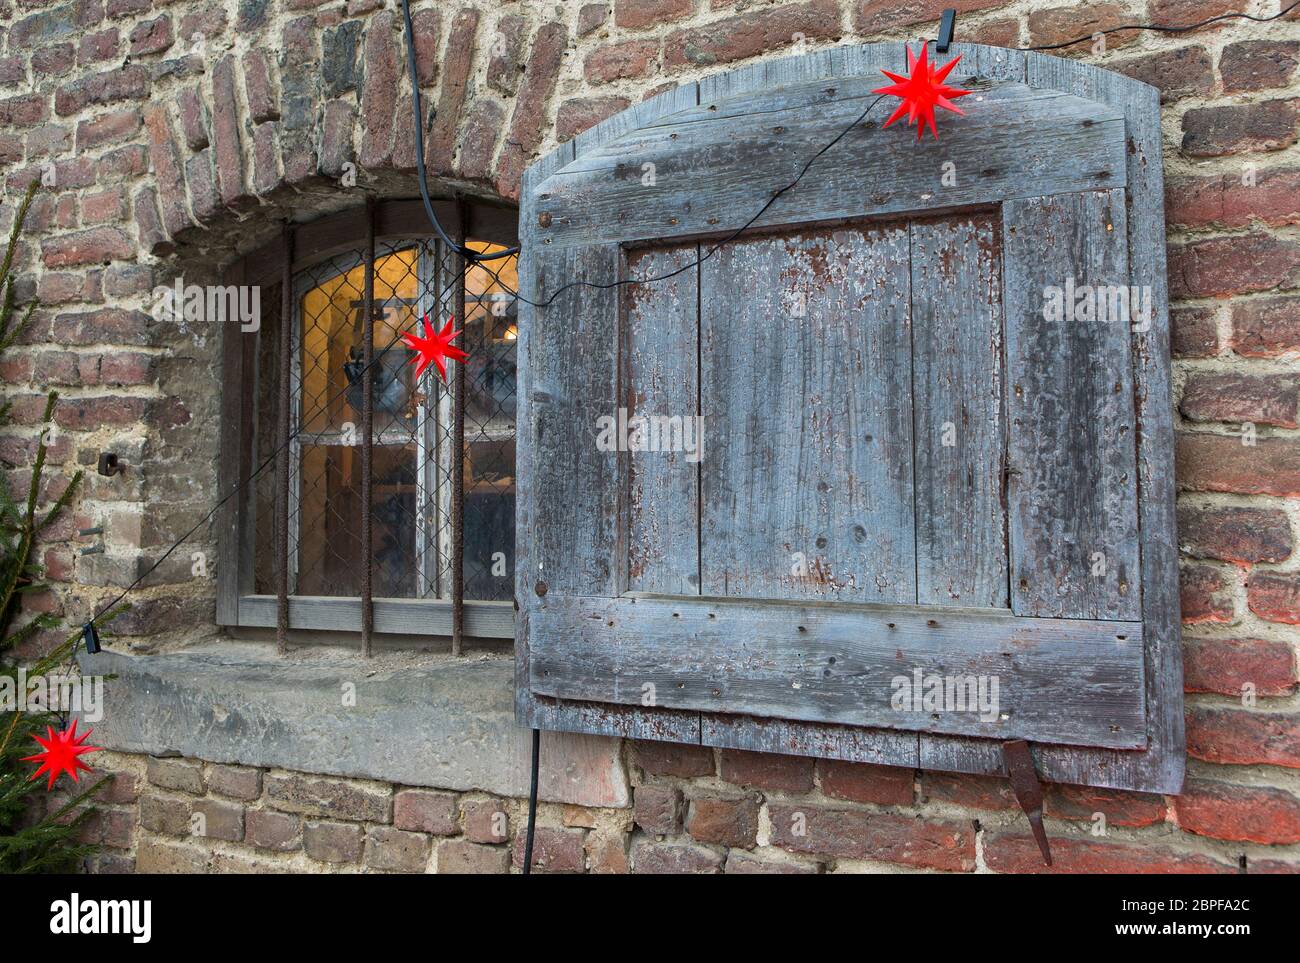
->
[[516, 44, 1183, 794]]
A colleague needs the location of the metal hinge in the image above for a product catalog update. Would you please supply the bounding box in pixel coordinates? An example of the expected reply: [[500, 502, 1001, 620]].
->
[[1003, 739, 1053, 867]]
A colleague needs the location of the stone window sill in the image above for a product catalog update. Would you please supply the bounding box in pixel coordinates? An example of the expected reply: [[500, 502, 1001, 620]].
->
[[79, 641, 628, 808]]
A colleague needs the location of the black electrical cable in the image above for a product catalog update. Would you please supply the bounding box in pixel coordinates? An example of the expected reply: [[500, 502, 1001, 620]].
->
[[399, 0, 518, 264], [523, 727, 540, 875]]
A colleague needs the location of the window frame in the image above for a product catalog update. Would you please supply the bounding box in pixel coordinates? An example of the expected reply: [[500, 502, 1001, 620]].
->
[[216, 198, 519, 640]]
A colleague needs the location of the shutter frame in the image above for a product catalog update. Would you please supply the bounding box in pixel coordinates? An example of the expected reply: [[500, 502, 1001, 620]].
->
[[516, 44, 1183, 794]]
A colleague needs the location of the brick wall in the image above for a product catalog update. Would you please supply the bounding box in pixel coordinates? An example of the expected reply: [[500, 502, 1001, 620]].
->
[[2, 0, 1299, 872]]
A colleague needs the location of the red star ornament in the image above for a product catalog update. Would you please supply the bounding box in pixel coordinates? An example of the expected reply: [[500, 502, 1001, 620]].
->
[[22, 720, 102, 790], [873, 44, 972, 141], [401, 314, 469, 383]]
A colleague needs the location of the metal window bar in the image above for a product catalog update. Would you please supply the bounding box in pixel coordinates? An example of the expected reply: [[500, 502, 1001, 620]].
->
[[270, 207, 518, 653]]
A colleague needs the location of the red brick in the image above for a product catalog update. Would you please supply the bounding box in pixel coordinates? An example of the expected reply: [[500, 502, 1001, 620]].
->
[[586, 833, 629, 874], [579, 3, 610, 36], [185, 151, 219, 221], [1181, 100, 1299, 157], [1148, 0, 1239, 28], [40, 227, 132, 268], [664, 0, 841, 70], [1027, 4, 1139, 53], [631, 839, 724, 874], [250, 122, 279, 195], [1177, 433, 1300, 497], [687, 793, 760, 848], [1043, 784, 1166, 828], [211, 55, 251, 208], [1187, 707, 1300, 768], [457, 98, 504, 180], [437, 839, 509, 873], [819, 760, 914, 806], [246, 809, 300, 851], [142, 103, 191, 237], [1179, 563, 1234, 624], [1174, 780, 1300, 844], [103, 144, 149, 181], [243, 49, 279, 124], [128, 15, 172, 56], [78, 28, 120, 65], [55, 395, 146, 430], [496, 21, 567, 198], [556, 95, 630, 142], [633, 784, 682, 835], [1113, 46, 1213, 102], [82, 187, 127, 225], [486, 13, 526, 95], [363, 827, 431, 873], [1248, 571, 1300, 624], [75, 107, 141, 151], [1168, 233, 1300, 299], [425, 9, 478, 176], [616, 0, 693, 30], [0, 93, 48, 129], [1171, 306, 1220, 359], [107, 0, 150, 17], [393, 789, 457, 835], [511, 826, 586, 873], [1232, 296, 1300, 358], [984, 833, 1233, 874], [1184, 637, 1297, 696], [1220, 41, 1300, 94], [585, 39, 658, 85], [206, 764, 261, 801], [461, 798, 509, 844], [855, 0, 1007, 32], [411, 8, 441, 86], [1177, 505, 1292, 564], [769, 804, 976, 871], [359, 11, 399, 169], [303, 821, 363, 863], [320, 99, 355, 177], [921, 772, 1017, 811], [32, 44, 75, 77], [633, 740, 714, 778], [1166, 169, 1300, 230], [55, 64, 148, 116], [725, 851, 821, 873], [720, 749, 814, 792]]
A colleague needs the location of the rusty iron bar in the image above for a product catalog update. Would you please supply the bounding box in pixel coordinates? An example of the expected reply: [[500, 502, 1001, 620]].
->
[[360, 197, 376, 658], [275, 220, 293, 655], [1002, 739, 1053, 866], [450, 201, 467, 656]]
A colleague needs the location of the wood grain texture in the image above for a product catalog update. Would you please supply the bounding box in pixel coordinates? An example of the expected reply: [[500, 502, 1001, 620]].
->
[[237, 595, 514, 638], [626, 244, 701, 595], [910, 214, 1008, 608], [1003, 190, 1141, 621], [530, 594, 1146, 748], [700, 224, 916, 603], [216, 255, 256, 625], [534, 82, 1125, 249]]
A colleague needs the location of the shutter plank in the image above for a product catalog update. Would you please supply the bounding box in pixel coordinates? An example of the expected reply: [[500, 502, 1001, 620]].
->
[[699, 224, 915, 603], [626, 244, 701, 595], [527, 243, 623, 597], [529, 594, 1146, 749], [1003, 190, 1141, 620], [910, 214, 1008, 608]]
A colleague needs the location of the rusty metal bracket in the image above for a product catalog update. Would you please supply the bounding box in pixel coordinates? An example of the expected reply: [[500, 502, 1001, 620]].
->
[[1003, 739, 1053, 866]]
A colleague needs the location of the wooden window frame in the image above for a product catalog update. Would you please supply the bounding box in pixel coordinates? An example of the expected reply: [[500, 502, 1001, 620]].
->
[[216, 198, 519, 640], [515, 44, 1184, 794]]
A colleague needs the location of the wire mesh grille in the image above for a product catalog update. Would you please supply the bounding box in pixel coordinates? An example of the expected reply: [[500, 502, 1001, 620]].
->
[[269, 237, 517, 604]]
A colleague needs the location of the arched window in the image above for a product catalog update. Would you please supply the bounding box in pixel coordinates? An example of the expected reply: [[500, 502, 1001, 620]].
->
[[216, 199, 518, 648]]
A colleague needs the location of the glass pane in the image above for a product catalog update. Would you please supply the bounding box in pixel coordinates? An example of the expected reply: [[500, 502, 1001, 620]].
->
[[462, 242, 517, 601], [294, 444, 418, 598], [292, 247, 430, 599]]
